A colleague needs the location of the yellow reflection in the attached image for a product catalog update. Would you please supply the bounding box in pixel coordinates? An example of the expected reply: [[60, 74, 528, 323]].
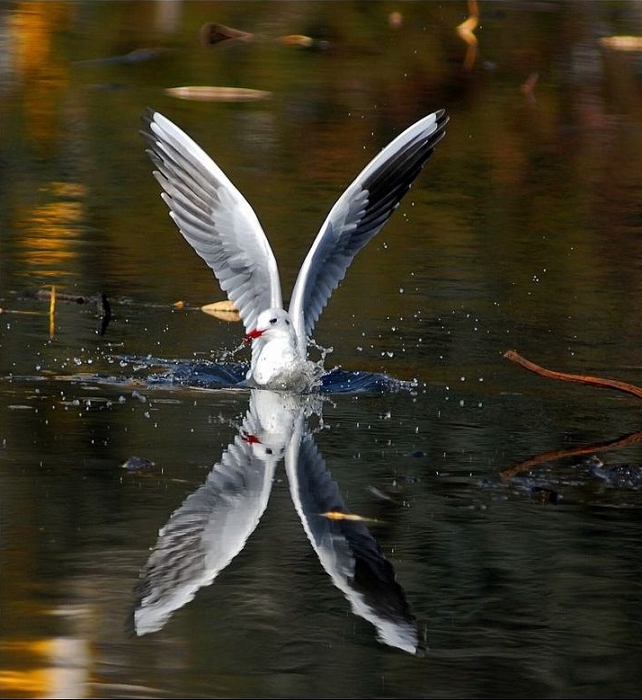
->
[[0, 636, 90, 699], [6, 4, 84, 282], [49, 284, 56, 337], [17, 182, 87, 278], [0, 668, 51, 696], [6, 2, 71, 149]]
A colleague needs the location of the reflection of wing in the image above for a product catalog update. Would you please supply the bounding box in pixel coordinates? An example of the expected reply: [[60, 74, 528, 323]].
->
[[285, 426, 420, 655], [133, 404, 279, 636]]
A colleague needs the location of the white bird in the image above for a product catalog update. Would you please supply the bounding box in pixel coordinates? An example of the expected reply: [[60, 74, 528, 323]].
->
[[142, 108, 448, 391]]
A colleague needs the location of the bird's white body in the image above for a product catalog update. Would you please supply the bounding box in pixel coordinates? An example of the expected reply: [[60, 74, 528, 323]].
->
[[248, 309, 318, 391], [143, 109, 448, 390]]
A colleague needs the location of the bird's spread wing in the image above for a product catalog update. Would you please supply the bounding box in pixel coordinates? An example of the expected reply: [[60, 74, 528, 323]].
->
[[142, 109, 282, 332], [288, 110, 448, 355]]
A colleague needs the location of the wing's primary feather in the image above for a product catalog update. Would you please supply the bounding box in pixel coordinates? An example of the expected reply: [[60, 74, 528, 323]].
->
[[141, 109, 282, 332], [289, 110, 448, 355]]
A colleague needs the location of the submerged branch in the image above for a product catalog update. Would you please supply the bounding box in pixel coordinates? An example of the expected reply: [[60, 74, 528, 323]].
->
[[500, 428, 642, 480]]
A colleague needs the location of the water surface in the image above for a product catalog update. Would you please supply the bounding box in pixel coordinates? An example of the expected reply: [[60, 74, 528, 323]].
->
[[1, 1, 642, 698]]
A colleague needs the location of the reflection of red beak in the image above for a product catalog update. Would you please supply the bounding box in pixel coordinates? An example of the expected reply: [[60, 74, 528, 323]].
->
[[244, 328, 263, 344], [241, 431, 261, 444]]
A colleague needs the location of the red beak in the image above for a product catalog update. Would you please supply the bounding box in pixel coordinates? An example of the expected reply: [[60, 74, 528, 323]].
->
[[244, 328, 263, 344]]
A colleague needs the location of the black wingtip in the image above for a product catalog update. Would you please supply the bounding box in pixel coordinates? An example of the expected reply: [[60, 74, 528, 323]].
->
[[142, 106, 156, 124], [433, 109, 449, 137], [140, 108, 159, 149]]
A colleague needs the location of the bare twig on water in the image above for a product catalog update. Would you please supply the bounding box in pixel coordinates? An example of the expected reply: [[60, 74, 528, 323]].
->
[[503, 350, 642, 400], [500, 428, 642, 480], [49, 285, 56, 337]]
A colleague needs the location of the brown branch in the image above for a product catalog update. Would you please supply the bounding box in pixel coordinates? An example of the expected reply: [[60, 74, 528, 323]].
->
[[500, 428, 642, 480], [503, 350, 642, 400]]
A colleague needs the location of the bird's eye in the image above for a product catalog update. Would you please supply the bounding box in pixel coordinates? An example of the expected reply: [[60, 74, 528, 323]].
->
[[265, 448, 273, 455], [269, 317, 277, 325], [285, 319, 290, 325]]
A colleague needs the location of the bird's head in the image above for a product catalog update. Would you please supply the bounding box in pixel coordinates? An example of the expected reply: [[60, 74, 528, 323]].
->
[[244, 308, 293, 343]]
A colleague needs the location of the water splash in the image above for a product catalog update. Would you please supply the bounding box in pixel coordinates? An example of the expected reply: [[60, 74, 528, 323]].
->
[[112, 355, 415, 395]]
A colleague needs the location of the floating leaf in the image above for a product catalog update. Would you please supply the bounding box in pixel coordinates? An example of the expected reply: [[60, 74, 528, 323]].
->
[[278, 34, 329, 51], [165, 86, 271, 102], [599, 35, 642, 52], [279, 34, 315, 47], [201, 300, 241, 322], [320, 511, 382, 524]]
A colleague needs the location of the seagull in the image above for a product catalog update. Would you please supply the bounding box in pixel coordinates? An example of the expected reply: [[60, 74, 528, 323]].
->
[[142, 108, 448, 391]]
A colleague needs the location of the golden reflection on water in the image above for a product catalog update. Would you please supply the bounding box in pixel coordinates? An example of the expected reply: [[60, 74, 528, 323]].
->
[[5, 2, 71, 150], [5, 4, 86, 282], [16, 183, 87, 280], [0, 634, 91, 699]]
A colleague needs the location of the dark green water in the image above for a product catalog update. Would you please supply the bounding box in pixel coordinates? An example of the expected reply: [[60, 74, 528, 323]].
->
[[1, 2, 641, 698]]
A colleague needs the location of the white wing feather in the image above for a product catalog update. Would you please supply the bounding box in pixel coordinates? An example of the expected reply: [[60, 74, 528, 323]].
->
[[288, 110, 448, 355], [142, 109, 283, 332]]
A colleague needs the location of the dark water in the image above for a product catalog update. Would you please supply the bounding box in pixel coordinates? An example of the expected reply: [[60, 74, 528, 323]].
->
[[1, 1, 642, 698]]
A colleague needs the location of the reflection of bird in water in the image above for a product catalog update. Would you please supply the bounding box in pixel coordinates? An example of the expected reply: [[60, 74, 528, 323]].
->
[[132, 390, 305, 636], [133, 389, 421, 654], [142, 109, 448, 391]]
